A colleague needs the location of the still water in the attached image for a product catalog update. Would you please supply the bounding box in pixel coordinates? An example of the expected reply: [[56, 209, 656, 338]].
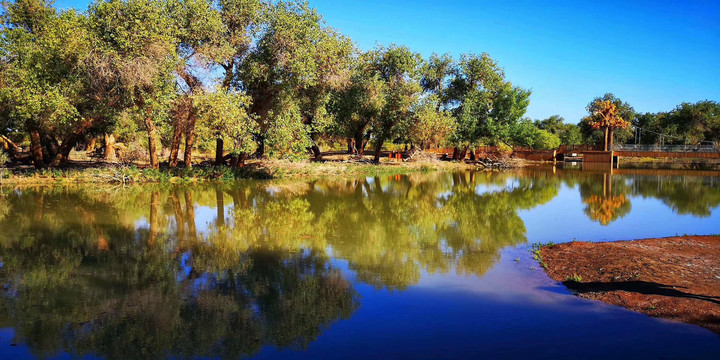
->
[[0, 165, 719, 359]]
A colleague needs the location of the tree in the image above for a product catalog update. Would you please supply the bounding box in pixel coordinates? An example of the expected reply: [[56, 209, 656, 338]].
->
[[328, 54, 386, 157], [445, 53, 530, 159], [0, 0, 102, 167], [509, 119, 560, 149], [192, 89, 256, 166], [236, 0, 353, 159], [365, 44, 422, 162], [583, 98, 631, 151], [406, 95, 456, 149], [580, 93, 634, 149], [663, 101, 719, 145], [165, 0, 226, 167], [536, 115, 582, 145], [87, 0, 180, 169], [420, 52, 453, 110]]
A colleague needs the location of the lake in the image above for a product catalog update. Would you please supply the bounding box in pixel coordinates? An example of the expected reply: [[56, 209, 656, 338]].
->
[[0, 165, 719, 359]]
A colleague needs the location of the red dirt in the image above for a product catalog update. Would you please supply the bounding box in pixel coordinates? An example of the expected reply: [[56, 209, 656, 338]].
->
[[540, 236, 720, 334]]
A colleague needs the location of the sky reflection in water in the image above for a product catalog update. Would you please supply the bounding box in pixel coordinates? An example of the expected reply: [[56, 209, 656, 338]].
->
[[0, 165, 719, 359]]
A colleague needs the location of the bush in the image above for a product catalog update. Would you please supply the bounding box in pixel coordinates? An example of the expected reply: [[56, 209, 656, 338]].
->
[[0, 150, 8, 166], [119, 141, 149, 164]]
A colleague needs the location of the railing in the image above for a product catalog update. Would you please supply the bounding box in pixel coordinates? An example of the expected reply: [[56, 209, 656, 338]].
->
[[613, 144, 720, 153]]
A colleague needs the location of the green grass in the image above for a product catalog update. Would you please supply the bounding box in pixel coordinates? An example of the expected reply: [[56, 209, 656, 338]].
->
[[0, 159, 476, 184], [530, 242, 556, 268], [565, 273, 582, 282]]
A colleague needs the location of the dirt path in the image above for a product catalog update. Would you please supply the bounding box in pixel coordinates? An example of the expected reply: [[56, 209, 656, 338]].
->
[[539, 236, 720, 334]]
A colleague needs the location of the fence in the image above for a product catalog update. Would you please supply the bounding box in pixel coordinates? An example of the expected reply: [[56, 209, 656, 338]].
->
[[613, 144, 720, 153]]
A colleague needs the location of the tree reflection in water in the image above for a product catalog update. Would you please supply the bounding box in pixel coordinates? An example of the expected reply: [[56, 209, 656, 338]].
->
[[0, 168, 717, 358]]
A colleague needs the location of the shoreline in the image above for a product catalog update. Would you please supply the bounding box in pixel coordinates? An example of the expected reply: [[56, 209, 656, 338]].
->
[[0, 159, 490, 185], [538, 236, 720, 335]]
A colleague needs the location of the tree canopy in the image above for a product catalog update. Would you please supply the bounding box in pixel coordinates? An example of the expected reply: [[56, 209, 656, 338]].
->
[[1, 1, 717, 168]]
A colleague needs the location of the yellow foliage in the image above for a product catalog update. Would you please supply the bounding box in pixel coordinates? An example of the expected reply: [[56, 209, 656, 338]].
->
[[587, 100, 630, 130]]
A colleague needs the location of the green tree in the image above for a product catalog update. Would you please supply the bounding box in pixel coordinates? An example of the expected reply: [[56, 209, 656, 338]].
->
[[510, 119, 560, 149], [407, 95, 456, 149], [192, 89, 257, 166], [328, 54, 387, 156], [165, 0, 226, 167], [420, 52, 453, 109], [536, 115, 582, 145], [0, 0, 103, 167], [365, 44, 422, 162], [446, 53, 531, 158], [87, 0, 180, 169], [236, 0, 353, 159]]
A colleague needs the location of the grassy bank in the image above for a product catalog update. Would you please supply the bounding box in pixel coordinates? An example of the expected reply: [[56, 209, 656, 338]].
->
[[0, 159, 479, 185]]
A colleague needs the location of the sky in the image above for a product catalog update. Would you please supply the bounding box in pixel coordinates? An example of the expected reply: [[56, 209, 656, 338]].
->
[[54, 0, 720, 123]]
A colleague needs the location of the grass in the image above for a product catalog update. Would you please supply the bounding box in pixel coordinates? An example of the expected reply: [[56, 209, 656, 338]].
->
[[0, 164, 272, 185], [530, 241, 555, 268], [0, 158, 479, 185], [565, 273, 583, 282]]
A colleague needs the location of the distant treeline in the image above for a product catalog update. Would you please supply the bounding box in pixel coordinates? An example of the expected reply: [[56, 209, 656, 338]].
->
[[1, 1, 718, 169]]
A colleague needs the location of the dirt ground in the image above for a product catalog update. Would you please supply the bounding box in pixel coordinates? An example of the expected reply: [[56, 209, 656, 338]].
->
[[540, 236, 720, 334]]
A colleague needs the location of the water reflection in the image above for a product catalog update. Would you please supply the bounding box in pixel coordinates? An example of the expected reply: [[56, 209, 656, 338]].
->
[[0, 167, 718, 358]]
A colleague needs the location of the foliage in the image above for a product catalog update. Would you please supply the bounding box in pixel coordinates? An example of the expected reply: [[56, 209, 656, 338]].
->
[[447, 53, 531, 148], [365, 44, 423, 159], [0, 148, 8, 165], [0, 0, 563, 171], [264, 100, 313, 160], [535, 115, 582, 145], [585, 100, 630, 131], [328, 56, 387, 155], [236, 0, 353, 157], [407, 95, 456, 149], [635, 100, 720, 145], [510, 119, 560, 149], [579, 93, 634, 146], [193, 89, 257, 155]]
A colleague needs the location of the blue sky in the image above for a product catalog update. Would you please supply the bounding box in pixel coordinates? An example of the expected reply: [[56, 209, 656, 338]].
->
[[54, 0, 720, 123]]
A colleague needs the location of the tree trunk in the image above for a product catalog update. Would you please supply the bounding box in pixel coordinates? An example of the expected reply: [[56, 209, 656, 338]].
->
[[1, 135, 21, 160], [255, 134, 265, 158], [184, 127, 196, 168], [347, 138, 354, 153], [168, 122, 183, 167], [30, 131, 44, 169], [373, 138, 384, 163], [215, 138, 225, 165], [454, 146, 468, 161], [310, 144, 322, 160], [41, 134, 58, 164], [609, 128, 615, 152], [354, 133, 364, 157], [49, 134, 79, 167], [469, 148, 477, 161], [603, 127, 609, 151], [104, 133, 116, 161], [86, 137, 97, 156], [229, 153, 246, 167], [144, 117, 159, 169]]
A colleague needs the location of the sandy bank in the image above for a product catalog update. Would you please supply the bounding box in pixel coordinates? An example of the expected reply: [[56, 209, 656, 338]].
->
[[539, 236, 720, 334]]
